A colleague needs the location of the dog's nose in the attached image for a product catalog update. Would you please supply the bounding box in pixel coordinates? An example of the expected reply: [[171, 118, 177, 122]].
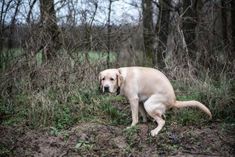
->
[[104, 86, 109, 92]]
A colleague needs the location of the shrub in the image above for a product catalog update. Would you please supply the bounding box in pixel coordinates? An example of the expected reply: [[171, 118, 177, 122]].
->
[[172, 73, 235, 123]]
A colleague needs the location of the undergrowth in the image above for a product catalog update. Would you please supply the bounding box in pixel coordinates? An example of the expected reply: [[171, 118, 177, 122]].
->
[[172, 73, 235, 123], [0, 51, 234, 131]]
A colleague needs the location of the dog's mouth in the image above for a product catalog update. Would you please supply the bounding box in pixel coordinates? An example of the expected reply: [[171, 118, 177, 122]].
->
[[100, 86, 111, 94], [103, 86, 110, 93], [100, 86, 120, 95]]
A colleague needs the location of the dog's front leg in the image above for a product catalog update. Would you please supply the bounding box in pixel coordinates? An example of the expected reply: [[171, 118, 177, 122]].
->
[[128, 97, 139, 127]]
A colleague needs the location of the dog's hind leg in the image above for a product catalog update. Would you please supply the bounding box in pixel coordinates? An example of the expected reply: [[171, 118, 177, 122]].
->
[[150, 114, 165, 136], [144, 95, 166, 136]]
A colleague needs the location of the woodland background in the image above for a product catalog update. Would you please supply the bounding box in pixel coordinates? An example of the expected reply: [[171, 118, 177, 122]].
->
[[0, 0, 234, 156]]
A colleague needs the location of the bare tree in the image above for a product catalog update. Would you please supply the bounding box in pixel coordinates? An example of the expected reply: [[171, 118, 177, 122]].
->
[[0, 0, 14, 68], [8, 0, 21, 49], [221, 0, 234, 65], [230, 0, 235, 62], [221, 0, 228, 45], [142, 0, 154, 66], [182, 0, 202, 60], [39, 0, 61, 60], [154, 0, 171, 68], [0, 0, 14, 50], [107, 0, 118, 67], [26, 0, 37, 24]]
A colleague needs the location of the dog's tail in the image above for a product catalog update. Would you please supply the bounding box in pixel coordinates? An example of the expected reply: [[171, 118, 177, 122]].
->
[[174, 100, 212, 119]]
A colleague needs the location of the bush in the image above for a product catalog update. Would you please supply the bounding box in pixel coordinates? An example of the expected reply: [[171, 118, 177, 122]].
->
[[172, 73, 235, 123]]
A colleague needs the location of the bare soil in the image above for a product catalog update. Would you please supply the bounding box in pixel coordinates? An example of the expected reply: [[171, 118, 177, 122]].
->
[[0, 121, 234, 157]]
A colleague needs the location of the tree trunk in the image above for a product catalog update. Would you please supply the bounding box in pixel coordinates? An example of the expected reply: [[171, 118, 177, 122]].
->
[[230, 0, 235, 66], [231, 0, 235, 53], [182, 0, 202, 59], [107, 0, 112, 68], [0, 0, 6, 52], [221, 0, 230, 47], [155, 0, 170, 69], [39, 0, 60, 60], [8, 0, 21, 49], [142, 0, 154, 66]]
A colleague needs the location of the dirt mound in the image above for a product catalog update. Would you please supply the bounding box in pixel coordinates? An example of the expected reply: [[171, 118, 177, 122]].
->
[[0, 122, 234, 156]]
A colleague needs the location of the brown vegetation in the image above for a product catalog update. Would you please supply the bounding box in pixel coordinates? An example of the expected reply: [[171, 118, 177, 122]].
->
[[0, 0, 234, 156]]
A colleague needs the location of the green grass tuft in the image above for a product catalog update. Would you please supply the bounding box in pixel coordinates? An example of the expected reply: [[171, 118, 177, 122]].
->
[[99, 102, 129, 125], [172, 74, 235, 123]]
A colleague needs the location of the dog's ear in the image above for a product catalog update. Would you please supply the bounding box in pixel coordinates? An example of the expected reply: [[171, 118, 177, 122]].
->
[[116, 70, 122, 95], [116, 70, 122, 87], [98, 72, 101, 82]]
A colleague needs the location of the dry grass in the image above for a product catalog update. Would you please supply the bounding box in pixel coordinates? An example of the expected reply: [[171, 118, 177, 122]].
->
[[0, 51, 107, 128], [0, 50, 234, 130]]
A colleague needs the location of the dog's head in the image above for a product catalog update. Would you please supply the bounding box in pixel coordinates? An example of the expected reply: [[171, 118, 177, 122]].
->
[[99, 69, 122, 94]]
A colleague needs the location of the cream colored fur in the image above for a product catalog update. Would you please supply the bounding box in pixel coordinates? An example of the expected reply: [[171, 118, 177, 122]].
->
[[99, 67, 212, 136]]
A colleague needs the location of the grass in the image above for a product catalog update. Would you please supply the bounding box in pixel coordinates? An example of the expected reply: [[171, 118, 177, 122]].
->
[[1, 75, 234, 130], [0, 49, 234, 133], [123, 126, 139, 146], [87, 51, 117, 63], [1, 77, 234, 131], [0, 49, 118, 130], [0, 49, 117, 71], [0, 144, 11, 157], [72, 51, 117, 63], [171, 74, 235, 124], [100, 102, 129, 125], [0, 49, 234, 157], [0, 48, 24, 70], [0, 86, 127, 130]]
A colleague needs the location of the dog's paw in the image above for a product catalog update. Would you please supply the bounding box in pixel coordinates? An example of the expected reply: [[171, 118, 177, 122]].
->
[[125, 126, 133, 130], [125, 124, 138, 131], [150, 130, 158, 137]]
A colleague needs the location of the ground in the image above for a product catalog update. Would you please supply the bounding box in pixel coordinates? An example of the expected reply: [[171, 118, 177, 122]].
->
[[0, 81, 234, 156], [0, 120, 234, 156]]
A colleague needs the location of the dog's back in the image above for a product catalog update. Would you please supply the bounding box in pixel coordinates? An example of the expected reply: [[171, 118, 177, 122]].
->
[[118, 67, 176, 106]]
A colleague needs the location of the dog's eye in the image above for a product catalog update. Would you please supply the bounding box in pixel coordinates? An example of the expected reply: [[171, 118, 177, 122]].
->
[[110, 78, 114, 81], [102, 78, 105, 80]]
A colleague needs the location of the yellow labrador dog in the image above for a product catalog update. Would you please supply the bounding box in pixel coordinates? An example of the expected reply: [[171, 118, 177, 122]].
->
[[99, 67, 212, 136]]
